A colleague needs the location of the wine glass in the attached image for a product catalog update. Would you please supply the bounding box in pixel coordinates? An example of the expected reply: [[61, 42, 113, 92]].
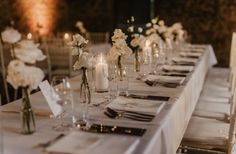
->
[[51, 75, 72, 131]]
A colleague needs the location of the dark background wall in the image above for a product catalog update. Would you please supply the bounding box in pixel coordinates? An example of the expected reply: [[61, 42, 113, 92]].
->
[[0, 0, 235, 67]]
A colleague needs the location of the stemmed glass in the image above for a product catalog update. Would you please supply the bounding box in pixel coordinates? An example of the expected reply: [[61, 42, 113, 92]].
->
[[51, 75, 72, 131]]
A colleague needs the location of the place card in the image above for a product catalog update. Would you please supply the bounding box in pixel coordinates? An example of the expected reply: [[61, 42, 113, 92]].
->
[[39, 80, 62, 117], [46, 131, 140, 154]]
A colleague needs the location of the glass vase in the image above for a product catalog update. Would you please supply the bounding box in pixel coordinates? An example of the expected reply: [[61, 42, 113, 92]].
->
[[77, 68, 91, 128], [21, 87, 35, 134], [134, 49, 141, 72]]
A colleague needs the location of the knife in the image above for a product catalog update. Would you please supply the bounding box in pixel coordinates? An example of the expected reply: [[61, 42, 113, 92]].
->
[[84, 123, 146, 136], [120, 93, 170, 101]]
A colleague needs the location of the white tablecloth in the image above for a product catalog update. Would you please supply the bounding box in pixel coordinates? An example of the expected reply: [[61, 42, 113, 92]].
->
[[0, 44, 216, 154]]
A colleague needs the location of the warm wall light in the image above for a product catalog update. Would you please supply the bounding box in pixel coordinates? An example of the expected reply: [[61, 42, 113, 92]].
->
[[17, 0, 58, 36]]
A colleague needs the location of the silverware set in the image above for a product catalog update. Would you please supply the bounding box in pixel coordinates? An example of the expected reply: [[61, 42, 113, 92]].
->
[[104, 107, 155, 122]]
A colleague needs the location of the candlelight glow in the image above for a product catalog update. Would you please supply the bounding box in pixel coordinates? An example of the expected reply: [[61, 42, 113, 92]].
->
[[27, 33, 32, 40], [17, 0, 59, 36]]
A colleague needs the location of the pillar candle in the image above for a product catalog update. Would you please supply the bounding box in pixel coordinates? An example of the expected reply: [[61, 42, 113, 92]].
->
[[95, 56, 109, 92]]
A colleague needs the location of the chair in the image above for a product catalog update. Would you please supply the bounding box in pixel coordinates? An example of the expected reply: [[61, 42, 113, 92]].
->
[[193, 71, 236, 122], [44, 37, 79, 78], [87, 32, 109, 45], [0, 40, 9, 104], [180, 86, 236, 154]]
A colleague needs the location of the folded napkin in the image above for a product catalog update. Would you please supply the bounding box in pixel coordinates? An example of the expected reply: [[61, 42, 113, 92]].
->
[[162, 65, 194, 72], [179, 52, 202, 58], [172, 57, 198, 64], [106, 97, 165, 116], [144, 75, 185, 85], [46, 131, 139, 154]]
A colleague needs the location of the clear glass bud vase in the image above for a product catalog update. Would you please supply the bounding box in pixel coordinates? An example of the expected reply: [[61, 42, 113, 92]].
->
[[21, 87, 35, 134]]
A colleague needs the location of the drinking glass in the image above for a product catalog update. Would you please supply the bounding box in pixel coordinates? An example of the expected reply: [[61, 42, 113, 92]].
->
[[51, 76, 72, 131], [117, 66, 129, 96], [107, 63, 118, 99], [71, 89, 89, 129]]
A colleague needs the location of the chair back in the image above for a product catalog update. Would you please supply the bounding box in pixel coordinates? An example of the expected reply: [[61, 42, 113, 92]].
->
[[87, 32, 109, 44], [230, 32, 236, 68], [0, 40, 9, 103]]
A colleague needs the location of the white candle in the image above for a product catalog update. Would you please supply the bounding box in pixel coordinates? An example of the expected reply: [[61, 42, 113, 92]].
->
[[95, 55, 109, 92], [27, 33, 32, 40]]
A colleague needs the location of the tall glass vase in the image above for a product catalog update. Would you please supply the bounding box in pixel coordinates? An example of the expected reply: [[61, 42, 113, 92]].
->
[[77, 68, 91, 127], [21, 87, 35, 134], [134, 49, 141, 72]]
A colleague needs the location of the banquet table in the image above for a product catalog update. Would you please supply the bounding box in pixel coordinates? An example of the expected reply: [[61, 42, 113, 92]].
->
[[0, 44, 217, 154]]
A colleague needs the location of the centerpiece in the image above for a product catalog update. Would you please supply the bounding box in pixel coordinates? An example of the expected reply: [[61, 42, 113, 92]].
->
[[107, 29, 132, 81], [1, 27, 46, 134], [68, 34, 95, 105]]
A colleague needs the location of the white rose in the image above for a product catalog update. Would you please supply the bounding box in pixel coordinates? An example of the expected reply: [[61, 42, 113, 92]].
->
[[138, 27, 143, 33], [151, 18, 158, 24], [7, 60, 26, 89], [111, 29, 127, 42], [146, 23, 152, 28], [6, 60, 44, 90], [158, 20, 165, 26], [14, 40, 46, 64], [128, 26, 134, 32], [1, 27, 21, 44], [24, 66, 45, 90], [71, 34, 88, 46], [73, 52, 95, 70]]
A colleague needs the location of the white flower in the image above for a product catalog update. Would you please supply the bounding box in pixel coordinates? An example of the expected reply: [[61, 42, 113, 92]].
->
[[14, 40, 46, 64], [151, 18, 158, 24], [138, 27, 143, 33], [7, 60, 44, 90], [1, 27, 21, 44], [108, 40, 132, 61], [128, 26, 134, 32], [131, 34, 146, 48], [68, 34, 88, 56], [75, 21, 87, 34], [147, 33, 161, 44], [73, 52, 95, 70], [108, 29, 132, 61], [158, 20, 165, 26], [146, 23, 152, 28], [111, 29, 127, 42], [171, 22, 183, 31]]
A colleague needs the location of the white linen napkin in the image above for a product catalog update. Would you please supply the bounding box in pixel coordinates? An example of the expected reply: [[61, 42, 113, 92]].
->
[[46, 131, 139, 154], [144, 75, 185, 85], [179, 52, 202, 58], [162, 65, 194, 72], [172, 57, 198, 64], [106, 97, 165, 115]]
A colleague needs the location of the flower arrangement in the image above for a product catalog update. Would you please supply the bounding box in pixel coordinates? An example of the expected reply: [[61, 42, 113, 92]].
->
[[1, 27, 46, 134], [68, 33, 95, 104], [107, 29, 132, 80]]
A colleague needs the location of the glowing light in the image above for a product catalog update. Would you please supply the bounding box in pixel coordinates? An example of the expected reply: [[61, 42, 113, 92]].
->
[[17, 0, 58, 36], [64, 33, 70, 40], [27, 33, 32, 39]]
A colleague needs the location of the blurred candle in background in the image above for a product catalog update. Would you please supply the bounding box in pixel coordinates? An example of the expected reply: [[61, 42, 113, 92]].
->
[[27, 33, 32, 40], [64, 33, 70, 40]]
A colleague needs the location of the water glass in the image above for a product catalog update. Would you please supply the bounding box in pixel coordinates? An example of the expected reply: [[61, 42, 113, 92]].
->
[[71, 89, 89, 128], [51, 76, 73, 131], [117, 66, 129, 96]]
